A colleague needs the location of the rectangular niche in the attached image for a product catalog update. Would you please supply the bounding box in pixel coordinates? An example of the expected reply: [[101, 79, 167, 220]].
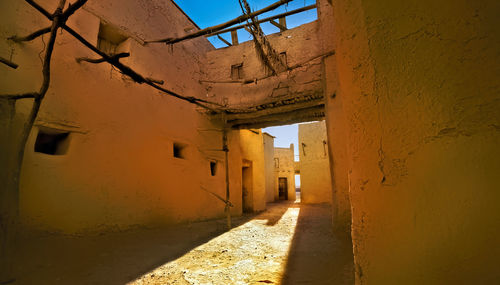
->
[[173, 142, 188, 159], [34, 128, 71, 155], [231, 63, 243, 80], [210, 161, 217, 176], [97, 22, 128, 55]]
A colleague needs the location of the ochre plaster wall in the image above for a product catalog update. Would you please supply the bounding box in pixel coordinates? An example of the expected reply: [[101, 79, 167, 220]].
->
[[263, 133, 276, 203], [326, 0, 500, 283], [0, 0, 247, 233], [201, 21, 324, 109], [274, 145, 296, 201], [239, 130, 267, 212], [298, 121, 332, 204]]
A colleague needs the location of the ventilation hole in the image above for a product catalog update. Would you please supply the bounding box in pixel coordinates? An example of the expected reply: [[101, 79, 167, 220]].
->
[[34, 130, 70, 155], [210, 161, 217, 176], [173, 142, 187, 159]]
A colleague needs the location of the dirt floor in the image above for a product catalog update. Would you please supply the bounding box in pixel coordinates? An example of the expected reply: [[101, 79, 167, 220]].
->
[[11, 198, 353, 284]]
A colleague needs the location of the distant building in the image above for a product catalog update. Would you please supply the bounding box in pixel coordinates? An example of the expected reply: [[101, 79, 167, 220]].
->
[[274, 145, 296, 201], [298, 121, 332, 204]]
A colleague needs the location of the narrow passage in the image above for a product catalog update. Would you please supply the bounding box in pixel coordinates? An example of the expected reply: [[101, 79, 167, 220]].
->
[[13, 201, 353, 284]]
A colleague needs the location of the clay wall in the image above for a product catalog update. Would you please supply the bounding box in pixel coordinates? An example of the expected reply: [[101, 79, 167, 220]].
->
[[0, 0, 246, 233], [324, 0, 500, 283], [239, 130, 267, 212], [298, 121, 332, 204], [201, 21, 325, 109], [263, 133, 276, 203]]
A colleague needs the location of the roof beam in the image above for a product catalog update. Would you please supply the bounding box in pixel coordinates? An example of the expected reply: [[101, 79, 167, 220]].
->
[[205, 4, 316, 39], [145, 0, 293, 45]]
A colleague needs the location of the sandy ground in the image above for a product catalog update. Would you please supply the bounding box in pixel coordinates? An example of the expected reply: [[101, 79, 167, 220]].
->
[[11, 198, 353, 284]]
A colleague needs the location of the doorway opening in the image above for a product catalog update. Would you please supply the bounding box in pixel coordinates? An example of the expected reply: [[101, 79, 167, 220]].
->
[[278, 177, 288, 200]]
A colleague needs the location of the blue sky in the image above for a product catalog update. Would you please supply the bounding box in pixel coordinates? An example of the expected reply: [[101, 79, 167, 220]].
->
[[173, 0, 317, 48]]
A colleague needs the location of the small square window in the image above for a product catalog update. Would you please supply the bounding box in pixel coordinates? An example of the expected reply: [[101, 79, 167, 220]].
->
[[173, 142, 187, 159], [34, 129, 70, 155], [231, 63, 243, 80], [97, 22, 128, 55], [210, 161, 217, 176]]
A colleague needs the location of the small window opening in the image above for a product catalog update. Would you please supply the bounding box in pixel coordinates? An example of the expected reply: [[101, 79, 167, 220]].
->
[[210, 161, 217, 176], [231, 63, 243, 80], [97, 22, 128, 55], [173, 142, 187, 159], [278, 52, 287, 72], [34, 129, 70, 155]]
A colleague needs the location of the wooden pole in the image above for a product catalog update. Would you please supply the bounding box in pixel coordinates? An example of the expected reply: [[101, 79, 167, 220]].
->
[[204, 4, 315, 38], [144, 0, 292, 44], [231, 30, 239, 46], [222, 113, 231, 230]]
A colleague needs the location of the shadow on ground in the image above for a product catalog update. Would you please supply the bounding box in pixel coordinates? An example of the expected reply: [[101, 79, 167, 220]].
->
[[282, 203, 354, 285], [12, 213, 257, 285], [11, 201, 353, 284]]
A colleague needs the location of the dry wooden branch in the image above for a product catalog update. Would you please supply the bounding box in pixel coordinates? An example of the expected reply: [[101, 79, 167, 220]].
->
[[144, 0, 292, 45], [0, 57, 18, 69], [61, 0, 88, 19], [1, 93, 37, 100], [76, 52, 130, 63], [145, 77, 164, 85], [1, 1, 67, 282], [8, 27, 51, 42], [207, 8, 309, 39], [16, 0, 224, 112]]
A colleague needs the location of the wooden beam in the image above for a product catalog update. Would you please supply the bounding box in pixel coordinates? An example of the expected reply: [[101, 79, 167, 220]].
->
[[279, 16, 287, 29], [231, 107, 325, 129], [144, 0, 292, 44], [205, 4, 315, 38], [231, 30, 239, 45], [226, 97, 324, 121], [269, 19, 287, 32], [228, 104, 325, 128], [217, 35, 232, 47]]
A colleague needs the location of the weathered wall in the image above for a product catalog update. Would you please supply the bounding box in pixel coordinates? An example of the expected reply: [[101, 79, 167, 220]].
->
[[239, 129, 266, 212], [0, 0, 247, 233], [201, 21, 324, 110], [317, 0, 352, 233], [298, 121, 332, 204], [274, 145, 296, 201], [263, 133, 276, 203], [326, 0, 500, 283]]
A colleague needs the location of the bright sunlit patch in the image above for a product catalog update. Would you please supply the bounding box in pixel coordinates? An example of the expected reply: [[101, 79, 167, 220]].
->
[[129, 207, 300, 284]]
